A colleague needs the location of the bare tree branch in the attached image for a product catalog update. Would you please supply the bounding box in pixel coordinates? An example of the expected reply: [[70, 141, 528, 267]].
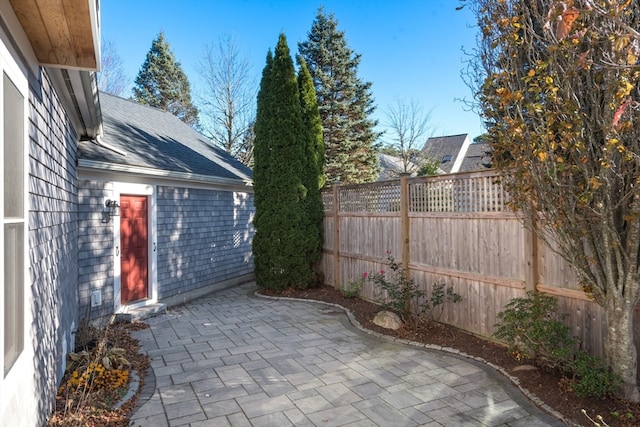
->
[[383, 98, 437, 174], [98, 39, 129, 97], [196, 35, 256, 165]]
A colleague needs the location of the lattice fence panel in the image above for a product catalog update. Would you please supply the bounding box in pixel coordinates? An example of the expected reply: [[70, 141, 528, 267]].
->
[[321, 191, 333, 212], [409, 173, 507, 213], [338, 182, 401, 213], [409, 180, 454, 212]]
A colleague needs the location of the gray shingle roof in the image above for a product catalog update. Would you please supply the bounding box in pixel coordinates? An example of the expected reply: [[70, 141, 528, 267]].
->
[[78, 92, 252, 183], [422, 133, 469, 173], [459, 143, 492, 172], [377, 153, 417, 181]]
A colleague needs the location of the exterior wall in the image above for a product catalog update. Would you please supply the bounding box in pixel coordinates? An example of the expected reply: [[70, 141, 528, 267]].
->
[[77, 180, 255, 321], [26, 70, 80, 425], [157, 186, 254, 301], [77, 180, 115, 321]]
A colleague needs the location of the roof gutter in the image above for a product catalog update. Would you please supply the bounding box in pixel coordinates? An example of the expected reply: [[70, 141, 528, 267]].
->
[[47, 68, 102, 139]]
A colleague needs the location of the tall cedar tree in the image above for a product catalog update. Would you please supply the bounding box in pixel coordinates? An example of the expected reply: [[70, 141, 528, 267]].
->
[[468, 0, 640, 400], [297, 56, 325, 270], [252, 34, 315, 290], [133, 32, 199, 127], [298, 7, 381, 184]]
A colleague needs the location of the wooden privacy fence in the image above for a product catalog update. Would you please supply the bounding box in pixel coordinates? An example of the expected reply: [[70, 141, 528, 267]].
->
[[320, 169, 607, 356]]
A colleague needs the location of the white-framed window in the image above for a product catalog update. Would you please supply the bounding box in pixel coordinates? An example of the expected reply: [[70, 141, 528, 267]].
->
[[0, 37, 28, 380]]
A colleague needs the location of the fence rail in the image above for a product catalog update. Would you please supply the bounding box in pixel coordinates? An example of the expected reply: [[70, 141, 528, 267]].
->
[[320, 169, 611, 356]]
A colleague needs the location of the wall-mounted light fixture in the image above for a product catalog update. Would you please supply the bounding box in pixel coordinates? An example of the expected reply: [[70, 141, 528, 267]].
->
[[104, 199, 120, 217]]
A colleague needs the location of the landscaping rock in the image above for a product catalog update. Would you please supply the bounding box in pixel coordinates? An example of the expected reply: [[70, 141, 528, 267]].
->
[[373, 311, 403, 330]]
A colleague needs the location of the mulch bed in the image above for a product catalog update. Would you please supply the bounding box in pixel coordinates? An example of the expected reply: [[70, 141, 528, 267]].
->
[[47, 322, 150, 427]]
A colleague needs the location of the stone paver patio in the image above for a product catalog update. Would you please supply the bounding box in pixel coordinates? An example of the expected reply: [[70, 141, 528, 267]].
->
[[129, 283, 567, 426]]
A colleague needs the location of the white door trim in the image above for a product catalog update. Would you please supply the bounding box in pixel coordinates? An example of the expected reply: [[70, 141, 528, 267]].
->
[[111, 182, 157, 313]]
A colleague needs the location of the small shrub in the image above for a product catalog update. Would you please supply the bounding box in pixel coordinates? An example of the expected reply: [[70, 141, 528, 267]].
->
[[495, 291, 620, 399], [494, 290, 578, 369], [420, 283, 463, 323], [572, 352, 620, 399], [340, 275, 364, 298], [368, 253, 462, 331], [368, 253, 424, 326]]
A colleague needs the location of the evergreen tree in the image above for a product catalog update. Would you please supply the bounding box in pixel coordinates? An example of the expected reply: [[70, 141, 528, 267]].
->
[[252, 34, 313, 290], [298, 7, 381, 184], [133, 31, 199, 126], [252, 51, 273, 258], [297, 56, 325, 271]]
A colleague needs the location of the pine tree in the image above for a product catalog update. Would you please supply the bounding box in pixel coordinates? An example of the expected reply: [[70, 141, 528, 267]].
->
[[252, 34, 313, 290], [297, 56, 325, 271], [298, 7, 381, 184], [133, 31, 199, 126]]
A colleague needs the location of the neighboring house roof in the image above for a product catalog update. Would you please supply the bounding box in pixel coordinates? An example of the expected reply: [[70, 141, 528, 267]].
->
[[422, 133, 471, 174], [459, 143, 492, 172], [377, 153, 418, 181], [78, 92, 252, 185]]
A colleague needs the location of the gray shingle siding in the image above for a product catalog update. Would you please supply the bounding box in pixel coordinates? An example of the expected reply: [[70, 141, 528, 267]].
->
[[27, 70, 79, 425], [77, 180, 115, 321], [157, 186, 254, 299], [76, 93, 255, 318]]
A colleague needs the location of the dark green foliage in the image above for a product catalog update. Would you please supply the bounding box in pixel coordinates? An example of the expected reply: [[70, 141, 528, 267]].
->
[[494, 291, 578, 368], [495, 291, 619, 398], [133, 32, 199, 126], [571, 352, 621, 399], [297, 57, 325, 269], [252, 50, 273, 200], [252, 34, 319, 290], [416, 158, 441, 176], [298, 7, 381, 184]]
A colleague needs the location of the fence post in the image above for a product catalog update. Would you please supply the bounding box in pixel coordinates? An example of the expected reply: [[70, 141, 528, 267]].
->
[[524, 210, 539, 293], [332, 182, 340, 289], [400, 174, 410, 272]]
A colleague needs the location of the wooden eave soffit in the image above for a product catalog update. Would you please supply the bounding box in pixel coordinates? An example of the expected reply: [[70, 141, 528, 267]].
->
[[9, 0, 100, 71]]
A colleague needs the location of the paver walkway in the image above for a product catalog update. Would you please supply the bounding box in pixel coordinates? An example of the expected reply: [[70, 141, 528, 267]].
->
[[129, 283, 568, 427]]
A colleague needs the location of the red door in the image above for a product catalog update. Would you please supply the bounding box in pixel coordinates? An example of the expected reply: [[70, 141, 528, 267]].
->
[[120, 195, 148, 304]]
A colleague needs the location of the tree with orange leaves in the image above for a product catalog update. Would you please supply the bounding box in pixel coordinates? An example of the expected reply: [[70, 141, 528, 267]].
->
[[465, 0, 640, 401]]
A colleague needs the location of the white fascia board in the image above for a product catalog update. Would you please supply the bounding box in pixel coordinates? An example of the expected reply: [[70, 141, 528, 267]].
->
[[78, 159, 254, 191]]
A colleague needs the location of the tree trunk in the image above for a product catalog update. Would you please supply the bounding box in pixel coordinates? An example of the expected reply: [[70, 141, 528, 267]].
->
[[604, 293, 640, 402]]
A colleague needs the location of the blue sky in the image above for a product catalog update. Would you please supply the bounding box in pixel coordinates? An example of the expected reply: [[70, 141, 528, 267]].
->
[[101, 0, 484, 143]]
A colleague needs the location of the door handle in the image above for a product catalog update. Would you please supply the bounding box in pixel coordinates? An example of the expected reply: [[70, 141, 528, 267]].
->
[[116, 246, 119, 256], [153, 242, 157, 252]]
